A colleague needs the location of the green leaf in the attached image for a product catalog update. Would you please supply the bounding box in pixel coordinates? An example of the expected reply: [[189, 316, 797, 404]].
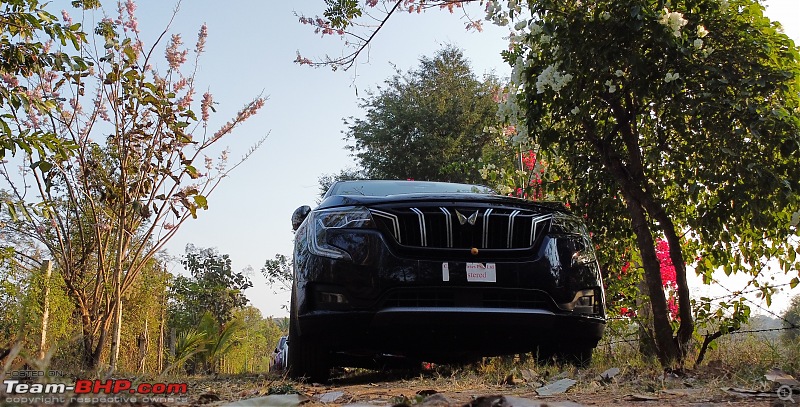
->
[[193, 195, 208, 210]]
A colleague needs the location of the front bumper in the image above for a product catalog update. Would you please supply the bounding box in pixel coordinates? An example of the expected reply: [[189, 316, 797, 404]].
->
[[297, 307, 605, 360], [292, 229, 606, 358]]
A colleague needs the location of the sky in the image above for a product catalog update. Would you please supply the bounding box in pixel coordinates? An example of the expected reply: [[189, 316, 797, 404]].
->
[[58, 1, 800, 319]]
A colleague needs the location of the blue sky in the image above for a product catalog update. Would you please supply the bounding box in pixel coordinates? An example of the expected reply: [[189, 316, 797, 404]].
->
[[63, 1, 800, 318]]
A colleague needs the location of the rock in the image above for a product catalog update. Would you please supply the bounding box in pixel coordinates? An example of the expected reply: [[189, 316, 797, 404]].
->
[[624, 394, 660, 401], [222, 394, 310, 406], [467, 395, 587, 407], [765, 368, 800, 388], [317, 391, 345, 403], [598, 367, 620, 382], [536, 378, 577, 396], [418, 393, 453, 406]]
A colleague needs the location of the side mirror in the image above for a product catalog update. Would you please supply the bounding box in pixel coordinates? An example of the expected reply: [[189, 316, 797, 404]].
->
[[291, 205, 311, 231]]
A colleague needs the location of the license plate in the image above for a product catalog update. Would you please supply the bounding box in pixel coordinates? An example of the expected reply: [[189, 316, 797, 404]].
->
[[466, 263, 497, 283]]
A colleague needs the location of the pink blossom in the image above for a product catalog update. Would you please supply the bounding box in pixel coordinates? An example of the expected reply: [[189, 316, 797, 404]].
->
[[177, 88, 194, 109], [294, 52, 313, 65], [61, 10, 73, 25], [174, 77, 188, 91], [196, 24, 208, 54], [121, 0, 138, 33], [366, 0, 378, 6], [211, 98, 266, 142], [125, 0, 136, 16], [465, 20, 483, 32], [165, 34, 188, 70], [69, 98, 82, 114], [201, 92, 213, 122], [2, 73, 19, 87]]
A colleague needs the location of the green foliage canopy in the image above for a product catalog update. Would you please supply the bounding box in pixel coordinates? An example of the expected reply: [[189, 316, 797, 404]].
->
[[345, 46, 500, 184], [171, 245, 252, 328], [490, 0, 800, 365]]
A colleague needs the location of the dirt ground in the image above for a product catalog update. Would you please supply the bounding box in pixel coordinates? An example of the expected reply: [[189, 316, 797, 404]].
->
[[176, 366, 794, 407]]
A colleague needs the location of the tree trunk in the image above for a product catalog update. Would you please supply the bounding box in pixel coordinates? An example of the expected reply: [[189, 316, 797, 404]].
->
[[636, 278, 657, 358], [38, 260, 53, 361], [644, 207, 694, 356], [625, 196, 679, 366], [157, 297, 165, 372], [108, 296, 122, 373], [108, 268, 123, 373], [137, 320, 148, 373]]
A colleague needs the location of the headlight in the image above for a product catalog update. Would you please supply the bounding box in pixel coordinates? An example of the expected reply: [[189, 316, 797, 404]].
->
[[307, 206, 375, 260]]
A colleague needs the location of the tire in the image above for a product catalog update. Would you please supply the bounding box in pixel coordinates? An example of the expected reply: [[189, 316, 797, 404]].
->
[[287, 291, 330, 382], [534, 346, 593, 368], [557, 347, 593, 368]]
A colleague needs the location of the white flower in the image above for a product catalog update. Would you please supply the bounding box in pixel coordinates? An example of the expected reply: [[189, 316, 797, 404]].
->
[[696, 25, 708, 38], [514, 20, 527, 31], [702, 47, 715, 58], [604, 80, 617, 93], [600, 11, 611, 21], [664, 72, 680, 83], [693, 38, 704, 49], [614, 69, 625, 77], [571, 106, 580, 115], [658, 8, 688, 37], [536, 64, 573, 93]]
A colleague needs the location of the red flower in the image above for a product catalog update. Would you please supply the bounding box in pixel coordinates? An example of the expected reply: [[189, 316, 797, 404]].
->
[[656, 239, 677, 288]]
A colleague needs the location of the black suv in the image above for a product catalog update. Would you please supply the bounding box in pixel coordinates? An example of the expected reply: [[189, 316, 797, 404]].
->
[[288, 180, 605, 380]]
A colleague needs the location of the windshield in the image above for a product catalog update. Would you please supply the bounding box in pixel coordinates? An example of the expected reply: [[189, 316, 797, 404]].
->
[[326, 180, 495, 197]]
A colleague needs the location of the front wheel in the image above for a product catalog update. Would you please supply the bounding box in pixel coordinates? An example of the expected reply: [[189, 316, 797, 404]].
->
[[287, 293, 330, 382], [557, 347, 593, 368]]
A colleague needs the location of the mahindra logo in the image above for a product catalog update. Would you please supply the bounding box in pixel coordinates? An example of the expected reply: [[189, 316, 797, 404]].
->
[[455, 210, 479, 226]]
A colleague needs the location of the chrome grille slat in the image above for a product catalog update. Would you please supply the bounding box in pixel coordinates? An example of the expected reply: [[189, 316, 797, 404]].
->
[[439, 207, 453, 248], [507, 210, 520, 248], [371, 205, 553, 252], [482, 208, 493, 248], [371, 209, 402, 244], [410, 207, 427, 247]]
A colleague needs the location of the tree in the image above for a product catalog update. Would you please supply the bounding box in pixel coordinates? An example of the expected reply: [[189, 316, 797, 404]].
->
[[317, 168, 366, 199], [0, 2, 265, 372], [345, 46, 500, 184], [171, 245, 252, 328], [0, 0, 94, 161], [489, 0, 800, 367], [783, 294, 800, 343]]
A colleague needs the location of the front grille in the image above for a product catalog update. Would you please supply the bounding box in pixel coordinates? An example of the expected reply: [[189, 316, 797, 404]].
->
[[381, 287, 556, 311], [370, 205, 552, 250]]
